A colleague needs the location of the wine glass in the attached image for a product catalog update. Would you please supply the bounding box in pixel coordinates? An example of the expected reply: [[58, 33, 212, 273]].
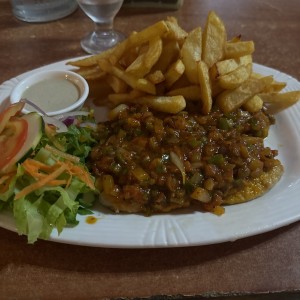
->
[[77, 0, 125, 54]]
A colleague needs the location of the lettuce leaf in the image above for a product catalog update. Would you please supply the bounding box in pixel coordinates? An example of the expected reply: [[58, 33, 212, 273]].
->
[[13, 177, 94, 243], [37, 125, 96, 163]]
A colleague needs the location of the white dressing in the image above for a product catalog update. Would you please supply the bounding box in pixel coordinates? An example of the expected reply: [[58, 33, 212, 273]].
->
[[22, 77, 80, 112]]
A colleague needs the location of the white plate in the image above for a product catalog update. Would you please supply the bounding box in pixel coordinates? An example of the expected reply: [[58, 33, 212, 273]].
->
[[0, 58, 300, 248]]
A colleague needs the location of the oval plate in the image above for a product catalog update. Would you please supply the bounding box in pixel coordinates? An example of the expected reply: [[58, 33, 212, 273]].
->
[[0, 58, 300, 248]]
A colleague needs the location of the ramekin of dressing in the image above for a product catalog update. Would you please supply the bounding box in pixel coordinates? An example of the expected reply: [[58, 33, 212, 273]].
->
[[10, 70, 89, 116]]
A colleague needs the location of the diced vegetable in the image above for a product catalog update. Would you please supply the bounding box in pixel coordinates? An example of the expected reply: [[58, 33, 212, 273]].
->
[[190, 187, 211, 203]]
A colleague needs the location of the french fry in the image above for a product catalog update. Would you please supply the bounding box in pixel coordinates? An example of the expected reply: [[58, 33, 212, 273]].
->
[[211, 80, 224, 97], [164, 16, 188, 43], [125, 37, 163, 77], [210, 55, 252, 79], [180, 27, 202, 84], [216, 76, 273, 113], [165, 59, 185, 88], [108, 89, 145, 106], [225, 41, 255, 58], [251, 74, 287, 93], [110, 94, 186, 114], [66, 49, 114, 67], [167, 85, 201, 101], [202, 11, 227, 68], [152, 39, 180, 73], [197, 61, 212, 114], [119, 46, 140, 68], [98, 59, 156, 95], [132, 95, 186, 114], [259, 91, 300, 114], [106, 74, 128, 93], [146, 70, 165, 85], [76, 66, 106, 80], [263, 80, 287, 93], [109, 20, 169, 65], [67, 12, 299, 118], [218, 63, 252, 89], [250, 72, 263, 79], [243, 95, 263, 113]]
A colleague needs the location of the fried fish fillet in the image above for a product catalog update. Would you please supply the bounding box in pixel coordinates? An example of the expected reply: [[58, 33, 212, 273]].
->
[[224, 163, 284, 204], [98, 164, 284, 213]]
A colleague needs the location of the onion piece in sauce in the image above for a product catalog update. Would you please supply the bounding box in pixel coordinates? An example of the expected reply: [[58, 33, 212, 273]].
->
[[170, 151, 186, 184]]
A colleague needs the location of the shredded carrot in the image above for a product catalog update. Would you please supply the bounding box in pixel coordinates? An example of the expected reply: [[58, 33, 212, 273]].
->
[[24, 159, 63, 174], [15, 150, 95, 199], [66, 162, 95, 190], [15, 164, 68, 200], [22, 159, 52, 179], [46, 179, 68, 186], [23, 159, 53, 170], [55, 160, 95, 190], [22, 159, 70, 187], [45, 144, 80, 163]]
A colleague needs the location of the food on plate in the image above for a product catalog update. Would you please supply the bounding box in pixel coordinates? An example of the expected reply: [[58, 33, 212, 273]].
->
[[1, 11, 299, 244], [89, 104, 283, 215], [66, 11, 299, 215], [67, 11, 299, 116], [0, 101, 97, 243]]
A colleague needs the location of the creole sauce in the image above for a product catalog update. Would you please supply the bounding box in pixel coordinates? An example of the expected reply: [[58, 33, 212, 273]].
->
[[89, 104, 280, 215]]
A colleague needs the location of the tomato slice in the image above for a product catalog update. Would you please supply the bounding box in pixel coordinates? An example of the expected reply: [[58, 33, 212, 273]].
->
[[0, 172, 16, 193], [0, 102, 25, 135], [0, 118, 28, 170]]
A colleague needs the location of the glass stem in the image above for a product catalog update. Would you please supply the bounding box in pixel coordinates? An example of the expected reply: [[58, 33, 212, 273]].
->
[[94, 21, 114, 34]]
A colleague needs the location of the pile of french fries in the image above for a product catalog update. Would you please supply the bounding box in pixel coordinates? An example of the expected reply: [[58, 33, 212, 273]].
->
[[67, 11, 300, 116]]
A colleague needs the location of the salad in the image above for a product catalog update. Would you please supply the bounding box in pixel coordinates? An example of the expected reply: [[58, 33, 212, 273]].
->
[[0, 101, 98, 243]]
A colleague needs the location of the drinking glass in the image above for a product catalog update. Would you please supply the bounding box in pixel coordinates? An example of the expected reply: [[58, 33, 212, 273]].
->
[[77, 0, 125, 54], [10, 0, 78, 23]]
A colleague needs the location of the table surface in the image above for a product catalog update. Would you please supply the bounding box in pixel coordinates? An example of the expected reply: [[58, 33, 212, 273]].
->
[[0, 0, 300, 299]]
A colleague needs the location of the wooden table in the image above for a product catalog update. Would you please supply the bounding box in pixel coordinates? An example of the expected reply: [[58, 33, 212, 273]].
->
[[0, 0, 300, 299]]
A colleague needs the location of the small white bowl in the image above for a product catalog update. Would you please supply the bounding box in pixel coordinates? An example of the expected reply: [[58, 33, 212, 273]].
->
[[10, 70, 89, 116]]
